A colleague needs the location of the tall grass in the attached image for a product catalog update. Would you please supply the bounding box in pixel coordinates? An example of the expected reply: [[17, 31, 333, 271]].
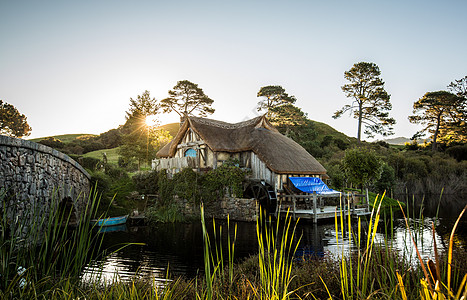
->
[[200, 203, 237, 299], [0, 187, 105, 298], [397, 203, 467, 300], [255, 208, 301, 300]]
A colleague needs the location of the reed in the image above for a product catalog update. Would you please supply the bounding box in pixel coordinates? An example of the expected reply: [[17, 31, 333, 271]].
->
[[0, 186, 106, 298], [254, 207, 301, 300], [200, 203, 237, 300], [397, 203, 467, 300]]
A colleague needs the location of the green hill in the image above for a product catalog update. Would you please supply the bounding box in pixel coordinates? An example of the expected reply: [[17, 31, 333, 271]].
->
[[312, 120, 356, 143], [82, 147, 121, 165], [29, 134, 96, 144], [158, 123, 180, 137]]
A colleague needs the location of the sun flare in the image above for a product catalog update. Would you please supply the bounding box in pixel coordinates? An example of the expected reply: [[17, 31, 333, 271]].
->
[[145, 115, 159, 127]]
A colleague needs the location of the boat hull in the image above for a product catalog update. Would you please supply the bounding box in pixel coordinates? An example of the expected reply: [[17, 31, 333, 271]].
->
[[91, 215, 128, 227]]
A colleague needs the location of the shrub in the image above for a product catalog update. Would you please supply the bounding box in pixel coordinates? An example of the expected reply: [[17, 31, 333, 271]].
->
[[80, 157, 102, 171], [446, 145, 467, 162], [132, 170, 161, 195], [38, 137, 64, 149], [373, 163, 396, 194]]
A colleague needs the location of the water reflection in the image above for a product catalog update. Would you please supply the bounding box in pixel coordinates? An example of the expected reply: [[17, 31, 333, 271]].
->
[[81, 213, 465, 285]]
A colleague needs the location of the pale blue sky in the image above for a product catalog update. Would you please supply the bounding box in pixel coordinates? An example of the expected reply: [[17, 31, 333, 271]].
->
[[1, 0, 466, 140]]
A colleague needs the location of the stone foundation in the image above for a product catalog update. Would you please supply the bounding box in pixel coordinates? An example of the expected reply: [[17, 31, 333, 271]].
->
[[174, 196, 258, 222]]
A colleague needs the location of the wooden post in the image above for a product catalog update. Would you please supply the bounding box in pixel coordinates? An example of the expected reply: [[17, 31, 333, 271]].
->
[[313, 192, 317, 223], [366, 188, 370, 212], [293, 196, 296, 220], [213, 152, 218, 169]]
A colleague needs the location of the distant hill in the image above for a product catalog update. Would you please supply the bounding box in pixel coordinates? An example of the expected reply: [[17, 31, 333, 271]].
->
[[311, 120, 357, 143], [382, 137, 412, 145], [158, 123, 180, 138], [382, 137, 431, 145], [29, 134, 96, 144]]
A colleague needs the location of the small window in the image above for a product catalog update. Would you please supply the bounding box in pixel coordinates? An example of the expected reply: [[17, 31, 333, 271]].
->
[[184, 148, 197, 157]]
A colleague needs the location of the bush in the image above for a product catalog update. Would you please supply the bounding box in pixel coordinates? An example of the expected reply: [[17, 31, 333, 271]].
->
[[132, 170, 161, 195], [80, 157, 102, 171], [38, 137, 64, 149], [372, 163, 396, 194], [446, 145, 467, 162]]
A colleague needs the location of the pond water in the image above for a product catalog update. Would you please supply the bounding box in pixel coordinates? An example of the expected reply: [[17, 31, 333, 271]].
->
[[81, 201, 467, 285]]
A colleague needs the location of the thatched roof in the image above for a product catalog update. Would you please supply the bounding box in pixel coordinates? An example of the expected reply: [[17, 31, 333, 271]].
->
[[156, 115, 326, 175]]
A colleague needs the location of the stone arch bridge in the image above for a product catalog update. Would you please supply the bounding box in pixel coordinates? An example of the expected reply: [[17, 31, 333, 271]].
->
[[0, 135, 91, 225]]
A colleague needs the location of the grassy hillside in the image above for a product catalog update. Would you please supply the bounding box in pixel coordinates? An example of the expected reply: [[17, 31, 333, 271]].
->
[[158, 122, 180, 137], [82, 147, 121, 165], [312, 120, 357, 143], [29, 134, 96, 143]]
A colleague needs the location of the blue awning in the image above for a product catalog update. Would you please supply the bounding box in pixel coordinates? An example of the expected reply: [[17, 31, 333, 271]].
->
[[289, 177, 340, 195]]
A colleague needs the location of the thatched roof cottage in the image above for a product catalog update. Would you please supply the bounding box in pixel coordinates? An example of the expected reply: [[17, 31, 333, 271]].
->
[[154, 115, 326, 193]]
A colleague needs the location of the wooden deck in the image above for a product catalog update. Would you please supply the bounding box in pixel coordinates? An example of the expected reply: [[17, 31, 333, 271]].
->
[[276, 190, 372, 223]]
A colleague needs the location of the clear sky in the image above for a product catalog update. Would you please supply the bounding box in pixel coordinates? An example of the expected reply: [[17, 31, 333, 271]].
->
[[1, 0, 466, 140]]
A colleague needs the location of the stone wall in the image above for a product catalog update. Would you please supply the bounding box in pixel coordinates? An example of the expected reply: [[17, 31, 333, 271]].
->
[[0, 135, 91, 228], [174, 196, 258, 222]]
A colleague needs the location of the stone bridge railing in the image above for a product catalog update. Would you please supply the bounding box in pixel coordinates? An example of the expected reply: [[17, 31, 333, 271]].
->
[[0, 135, 91, 226]]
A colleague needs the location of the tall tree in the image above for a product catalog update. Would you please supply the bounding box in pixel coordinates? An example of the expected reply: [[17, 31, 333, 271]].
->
[[448, 75, 467, 98], [269, 104, 308, 135], [0, 100, 32, 138], [408, 91, 465, 151], [446, 76, 467, 143], [342, 148, 382, 191], [119, 91, 165, 168], [333, 62, 395, 142], [123, 90, 159, 131], [257, 85, 296, 117], [161, 80, 214, 121]]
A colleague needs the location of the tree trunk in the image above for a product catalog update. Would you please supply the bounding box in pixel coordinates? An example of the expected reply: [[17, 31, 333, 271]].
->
[[432, 113, 441, 152], [357, 103, 363, 143]]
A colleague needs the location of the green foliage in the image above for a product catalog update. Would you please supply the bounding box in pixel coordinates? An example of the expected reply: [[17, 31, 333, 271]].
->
[[0, 99, 32, 137], [132, 163, 248, 220], [80, 156, 102, 171], [204, 160, 247, 199], [342, 148, 383, 188], [334, 62, 395, 141], [173, 168, 205, 204], [257, 85, 296, 117], [38, 136, 65, 149], [372, 163, 396, 194], [132, 169, 162, 195], [0, 189, 104, 296], [409, 91, 466, 151], [161, 80, 215, 120], [145, 204, 185, 223], [89, 164, 135, 214], [446, 145, 467, 162], [119, 90, 170, 169]]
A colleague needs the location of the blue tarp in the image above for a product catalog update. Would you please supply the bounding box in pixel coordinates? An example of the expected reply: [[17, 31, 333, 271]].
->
[[289, 177, 340, 195]]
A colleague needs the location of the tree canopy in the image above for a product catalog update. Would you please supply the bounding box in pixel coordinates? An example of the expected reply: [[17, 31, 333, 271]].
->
[[408, 91, 466, 150], [0, 100, 32, 138], [256, 85, 296, 117], [161, 80, 214, 121], [333, 62, 395, 142], [123, 90, 160, 132], [119, 91, 170, 168], [342, 148, 382, 189]]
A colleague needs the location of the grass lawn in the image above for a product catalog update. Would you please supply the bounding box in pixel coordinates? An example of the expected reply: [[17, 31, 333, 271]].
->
[[83, 147, 121, 165]]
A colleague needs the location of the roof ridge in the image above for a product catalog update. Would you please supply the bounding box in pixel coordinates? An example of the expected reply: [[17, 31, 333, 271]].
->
[[190, 115, 263, 129]]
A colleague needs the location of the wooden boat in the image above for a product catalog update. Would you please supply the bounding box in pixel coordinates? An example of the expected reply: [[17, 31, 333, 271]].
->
[[91, 215, 128, 227]]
